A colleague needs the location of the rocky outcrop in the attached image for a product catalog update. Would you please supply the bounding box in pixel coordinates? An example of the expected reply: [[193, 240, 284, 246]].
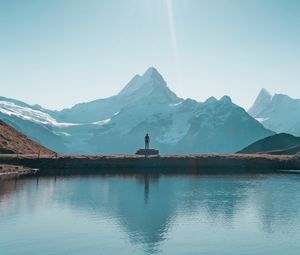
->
[[0, 164, 37, 180]]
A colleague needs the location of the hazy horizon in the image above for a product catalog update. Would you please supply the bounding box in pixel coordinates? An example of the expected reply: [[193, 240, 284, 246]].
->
[[1, 0, 299, 110]]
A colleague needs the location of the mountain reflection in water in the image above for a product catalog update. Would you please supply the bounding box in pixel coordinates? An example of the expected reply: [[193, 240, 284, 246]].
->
[[1, 174, 300, 255]]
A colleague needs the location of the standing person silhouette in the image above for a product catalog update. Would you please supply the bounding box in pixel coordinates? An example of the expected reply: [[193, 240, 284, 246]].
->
[[144, 133, 150, 149]]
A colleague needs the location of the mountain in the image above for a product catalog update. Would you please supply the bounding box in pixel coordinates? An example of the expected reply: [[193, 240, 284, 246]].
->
[[0, 120, 53, 154], [248, 89, 300, 136], [238, 133, 300, 154], [0, 67, 274, 154], [56, 67, 181, 123]]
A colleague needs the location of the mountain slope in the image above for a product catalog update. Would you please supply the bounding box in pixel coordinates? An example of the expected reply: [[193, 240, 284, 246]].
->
[[238, 133, 300, 154], [176, 96, 273, 153], [248, 89, 300, 136], [0, 120, 54, 154]]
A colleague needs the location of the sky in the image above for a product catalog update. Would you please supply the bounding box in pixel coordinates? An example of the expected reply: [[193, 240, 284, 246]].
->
[[0, 0, 299, 110]]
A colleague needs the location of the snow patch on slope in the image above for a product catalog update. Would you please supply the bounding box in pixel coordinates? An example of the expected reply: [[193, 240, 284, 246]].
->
[[0, 101, 79, 127], [255, 117, 269, 122], [93, 118, 111, 125], [158, 111, 192, 143]]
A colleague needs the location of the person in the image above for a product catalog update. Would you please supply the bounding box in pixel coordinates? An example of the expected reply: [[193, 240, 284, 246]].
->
[[144, 133, 150, 149]]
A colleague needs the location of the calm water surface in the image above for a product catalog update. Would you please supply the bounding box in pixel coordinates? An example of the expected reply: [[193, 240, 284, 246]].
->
[[1, 174, 300, 255]]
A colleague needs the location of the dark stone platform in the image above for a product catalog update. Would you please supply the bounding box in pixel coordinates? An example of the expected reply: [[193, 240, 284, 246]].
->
[[135, 148, 159, 156]]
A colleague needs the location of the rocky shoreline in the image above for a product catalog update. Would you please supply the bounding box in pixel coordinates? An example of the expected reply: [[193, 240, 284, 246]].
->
[[0, 164, 38, 180], [0, 154, 300, 176]]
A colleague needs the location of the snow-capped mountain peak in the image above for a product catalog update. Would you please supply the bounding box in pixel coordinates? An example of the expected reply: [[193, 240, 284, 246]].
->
[[204, 96, 217, 104], [248, 88, 272, 116], [248, 89, 300, 136], [142, 66, 164, 81], [220, 95, 232, 104], [118, 67, 181, 104], [119, 67, 168, 96]]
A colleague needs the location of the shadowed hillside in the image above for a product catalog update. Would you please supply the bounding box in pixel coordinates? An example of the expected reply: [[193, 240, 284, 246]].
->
[[238, 133, 300, 154], [261, 144, 300, 155]]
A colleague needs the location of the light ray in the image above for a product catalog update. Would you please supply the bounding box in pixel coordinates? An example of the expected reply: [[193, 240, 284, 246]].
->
[[165, 0, 181, 76]]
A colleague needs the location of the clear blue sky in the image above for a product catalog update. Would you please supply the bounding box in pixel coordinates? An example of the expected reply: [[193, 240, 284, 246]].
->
[[0, 0, 299, 110]]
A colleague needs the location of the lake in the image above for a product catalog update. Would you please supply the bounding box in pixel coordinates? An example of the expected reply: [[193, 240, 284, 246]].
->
[[1, 174, 300, 255]]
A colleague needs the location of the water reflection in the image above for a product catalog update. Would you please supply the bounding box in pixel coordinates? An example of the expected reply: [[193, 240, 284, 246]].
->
[[1, 174, 300, 254]]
